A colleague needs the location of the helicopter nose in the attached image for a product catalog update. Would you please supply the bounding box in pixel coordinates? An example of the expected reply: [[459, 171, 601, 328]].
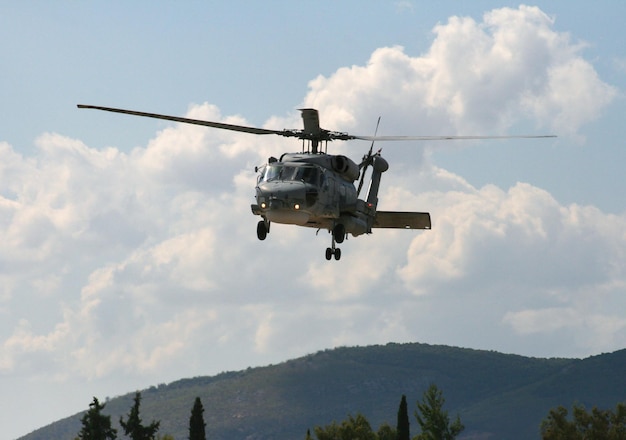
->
[[256, 182, 314, 225], [257, 182, 310, 207]]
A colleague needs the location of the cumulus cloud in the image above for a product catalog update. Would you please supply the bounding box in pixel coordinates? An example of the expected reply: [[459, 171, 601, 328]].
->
[[303, 5, 616, 141], [399, 182, 625, 291], [0, 6, 622, 420]]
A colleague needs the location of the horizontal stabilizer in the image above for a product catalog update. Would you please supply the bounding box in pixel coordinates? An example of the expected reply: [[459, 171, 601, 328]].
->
[[373, 211, 431, 230]]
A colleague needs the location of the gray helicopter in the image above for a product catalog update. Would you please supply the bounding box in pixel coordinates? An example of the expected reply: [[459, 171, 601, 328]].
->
[[78, 105, 555, 261]]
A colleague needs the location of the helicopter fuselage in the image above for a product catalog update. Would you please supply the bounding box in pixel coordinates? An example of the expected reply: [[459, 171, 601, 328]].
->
[[251, 152, 373, 237]]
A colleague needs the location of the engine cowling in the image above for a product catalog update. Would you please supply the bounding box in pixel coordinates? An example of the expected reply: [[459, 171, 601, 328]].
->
[[331, 155, 360, 181]]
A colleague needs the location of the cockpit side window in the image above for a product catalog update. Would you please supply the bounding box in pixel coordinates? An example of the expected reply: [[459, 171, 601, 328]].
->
[[262, 165, 282, 182], [295, 166, 321, 186]]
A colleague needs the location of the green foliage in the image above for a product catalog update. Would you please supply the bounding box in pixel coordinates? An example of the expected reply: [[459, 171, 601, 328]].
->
[[376, 423, 396, 440], [120, 392, 160, 440], [188, 397, 206, 440], [310, 387, 462, 440], [314, 413, 377, 440], [414, 384, 464, 440], [397, 394, 410, 440], [311, 414, 397, 440], [76, 397, 117, 440], [540, 402, 626, 439]]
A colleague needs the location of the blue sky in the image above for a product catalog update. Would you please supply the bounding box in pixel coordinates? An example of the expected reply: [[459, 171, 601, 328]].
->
[[1, 2, 625, 438]]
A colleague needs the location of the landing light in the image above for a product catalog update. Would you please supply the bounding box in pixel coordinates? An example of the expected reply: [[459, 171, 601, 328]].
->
[[294, 203, 301, 210], [260, 202, 267, 209]]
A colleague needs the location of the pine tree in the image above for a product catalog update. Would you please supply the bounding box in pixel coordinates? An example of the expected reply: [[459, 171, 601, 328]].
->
[[414, 384, 464, 440], [119, 392, 160, 440], [396, 394, 410, 440], [76, 397, 117, 440], [188, 397, 207, 440]]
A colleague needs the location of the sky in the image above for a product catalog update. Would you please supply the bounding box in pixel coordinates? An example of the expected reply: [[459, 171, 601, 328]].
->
[[1, 1, 625, 438]]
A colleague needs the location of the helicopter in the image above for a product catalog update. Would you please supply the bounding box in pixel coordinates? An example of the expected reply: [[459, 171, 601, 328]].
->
[[78, 104, 555, 261]]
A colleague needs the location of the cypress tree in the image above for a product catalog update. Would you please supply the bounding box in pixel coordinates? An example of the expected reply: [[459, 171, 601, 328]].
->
[[189, 397, 207, 440], [397, 394, 410, 440]]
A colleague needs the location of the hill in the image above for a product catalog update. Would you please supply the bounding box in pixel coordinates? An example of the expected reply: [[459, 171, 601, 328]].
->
[[18, 343, 626, 440]]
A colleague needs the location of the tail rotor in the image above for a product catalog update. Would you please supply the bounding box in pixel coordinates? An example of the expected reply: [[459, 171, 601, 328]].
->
[[357, 116, 381, 198]]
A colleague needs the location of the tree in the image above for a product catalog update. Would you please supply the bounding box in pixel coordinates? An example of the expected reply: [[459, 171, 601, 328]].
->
[[540, 402, 626, 439], [120, 392, 160, 440], [314, 413, 377, 440], [397, 394, 410, 440], [188, 397, 207, 440], [76, 397, 117, 440], [414, 384, 464, 440], [377, 423, 397, 440]]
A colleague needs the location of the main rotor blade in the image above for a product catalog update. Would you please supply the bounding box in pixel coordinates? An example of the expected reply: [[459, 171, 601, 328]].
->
[[78, 105, 557, 143], [351, 134, 557, 141], [298, 108, 322, 136], [77, 104, 289, 136]]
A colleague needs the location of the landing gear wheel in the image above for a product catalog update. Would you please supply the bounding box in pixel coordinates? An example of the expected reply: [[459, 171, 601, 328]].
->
[[325, 248, 333, 261], [325, 247, 341, 261], [326, 226, 343, 261], [257, 221, 268, 241], [334, 248, 341, 261], [333, 224, 345, 244]]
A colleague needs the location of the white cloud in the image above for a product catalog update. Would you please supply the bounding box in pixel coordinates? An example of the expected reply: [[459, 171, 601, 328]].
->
[[303, 5, 616, 142], [503, 306, 626, 355], [398, 182, 624, 291]]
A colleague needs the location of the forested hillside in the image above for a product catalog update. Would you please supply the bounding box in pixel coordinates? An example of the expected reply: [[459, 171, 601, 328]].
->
[[18, 343, 626, 440]]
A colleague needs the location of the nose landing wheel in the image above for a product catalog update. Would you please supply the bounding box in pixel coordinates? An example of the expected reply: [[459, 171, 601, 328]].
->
[[257, 220, 269, 240]]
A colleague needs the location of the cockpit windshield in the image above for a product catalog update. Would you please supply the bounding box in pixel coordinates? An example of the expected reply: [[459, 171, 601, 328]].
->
[[260, 164, 322, 186], [261, 164, 282, 182]]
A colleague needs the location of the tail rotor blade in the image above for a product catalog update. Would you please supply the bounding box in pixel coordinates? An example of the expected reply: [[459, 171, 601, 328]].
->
[[357, 116, 381, 197], [357, 166, 368, 197]]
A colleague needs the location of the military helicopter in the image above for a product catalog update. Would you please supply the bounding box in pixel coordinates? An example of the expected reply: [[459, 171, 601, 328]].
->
[[78, 104, 555, 260]]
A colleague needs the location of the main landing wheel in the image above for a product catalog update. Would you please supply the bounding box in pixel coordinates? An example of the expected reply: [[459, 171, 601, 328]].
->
[[325, 247, 341, 261]]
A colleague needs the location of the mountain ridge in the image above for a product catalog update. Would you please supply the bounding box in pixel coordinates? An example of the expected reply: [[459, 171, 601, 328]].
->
[[18, 342, 626, 440]]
